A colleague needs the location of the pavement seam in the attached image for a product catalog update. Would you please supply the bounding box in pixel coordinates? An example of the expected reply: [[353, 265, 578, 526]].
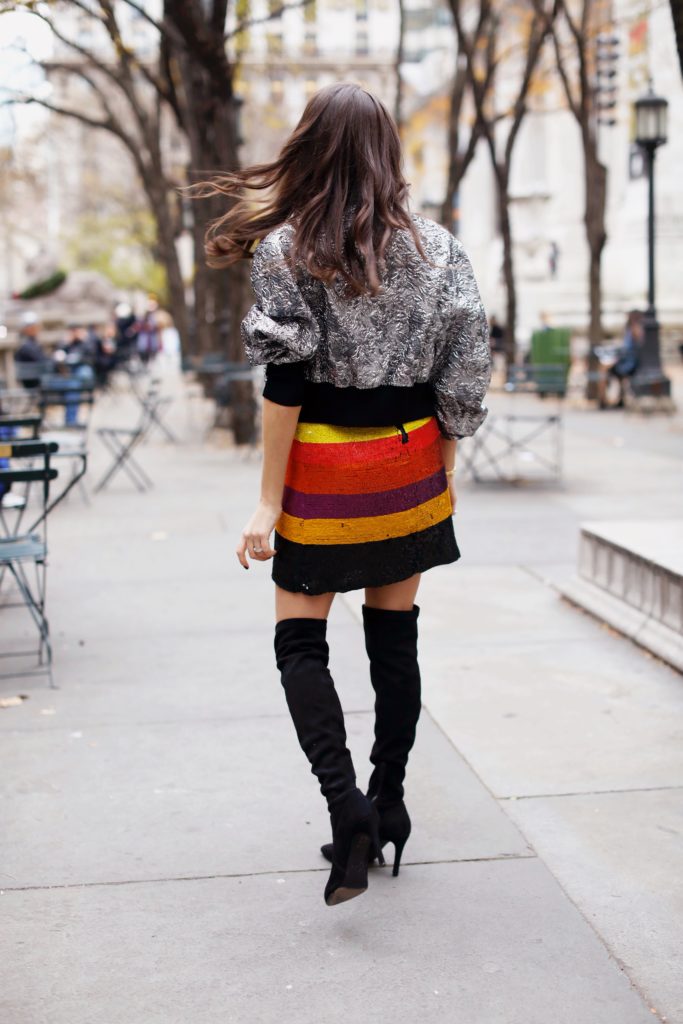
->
[[499, 784, 683, 801], [0, 708, 376, 733], [0, 853, 539, 893]]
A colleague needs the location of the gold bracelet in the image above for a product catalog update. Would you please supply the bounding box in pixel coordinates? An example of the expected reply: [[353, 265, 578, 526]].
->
[[445, 468, 456, 477]]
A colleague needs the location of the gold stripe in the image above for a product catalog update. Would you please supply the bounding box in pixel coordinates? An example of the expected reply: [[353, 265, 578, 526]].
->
[[277, 490, 452, 545], [294, 417, 432, 445], [0, 444, 11, 458]]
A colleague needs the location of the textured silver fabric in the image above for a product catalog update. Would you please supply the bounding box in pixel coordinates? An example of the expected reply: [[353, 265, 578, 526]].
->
[[241, 213, 491, 439]]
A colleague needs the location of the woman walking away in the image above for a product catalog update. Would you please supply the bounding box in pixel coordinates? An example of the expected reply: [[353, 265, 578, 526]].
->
[[193, 83, 491, 907]]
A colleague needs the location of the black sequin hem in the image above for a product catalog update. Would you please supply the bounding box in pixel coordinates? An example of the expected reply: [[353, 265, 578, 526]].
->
[[271, 517, 460, 595]]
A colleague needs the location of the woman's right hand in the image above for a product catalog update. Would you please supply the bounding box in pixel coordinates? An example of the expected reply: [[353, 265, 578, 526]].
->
[[236, 498, 281, 568]]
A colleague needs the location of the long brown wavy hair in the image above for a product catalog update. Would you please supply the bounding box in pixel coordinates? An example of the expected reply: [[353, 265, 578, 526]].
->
[[189, 82, 426, 297]]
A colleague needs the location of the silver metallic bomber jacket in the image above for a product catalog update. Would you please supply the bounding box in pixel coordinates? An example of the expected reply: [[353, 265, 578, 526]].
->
[[241, 212, 491, 440]]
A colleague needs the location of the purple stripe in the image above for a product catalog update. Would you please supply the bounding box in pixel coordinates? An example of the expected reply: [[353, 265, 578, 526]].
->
[[282, 468, 447, 520]]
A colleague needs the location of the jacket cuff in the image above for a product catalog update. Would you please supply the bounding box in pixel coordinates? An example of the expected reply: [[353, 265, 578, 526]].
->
[[262, 361, 307, 406]]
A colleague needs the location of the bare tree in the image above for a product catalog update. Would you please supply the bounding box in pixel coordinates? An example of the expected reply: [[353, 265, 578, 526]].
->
[[538, 0, 610, 380], [3, 0, 312, 441], [447, 0, 557, 361], [439, 0, 496, 236], [2, 0, 191, 347], [2, 1, 312, 350]]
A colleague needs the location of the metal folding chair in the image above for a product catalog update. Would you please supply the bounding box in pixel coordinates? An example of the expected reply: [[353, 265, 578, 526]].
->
[[129, 376, 178, 443], [38, 375, 94, 505], [460, 365, 565, 483], [0, 439, 59, 688], [0, 414, 45, 527], [93, 391, 161, 494], [0, 413, 41, 440]]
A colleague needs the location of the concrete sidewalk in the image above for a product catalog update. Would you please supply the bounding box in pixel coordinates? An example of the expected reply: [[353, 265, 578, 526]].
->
[[1, 372, 682, 1024]]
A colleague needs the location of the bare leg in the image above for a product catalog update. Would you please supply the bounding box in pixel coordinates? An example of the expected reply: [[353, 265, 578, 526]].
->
[[365, 573, 421, 612], [276, 585, 335, 623]]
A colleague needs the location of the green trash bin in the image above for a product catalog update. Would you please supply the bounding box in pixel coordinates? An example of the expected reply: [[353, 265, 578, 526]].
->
[[530, 328, 571, 395]]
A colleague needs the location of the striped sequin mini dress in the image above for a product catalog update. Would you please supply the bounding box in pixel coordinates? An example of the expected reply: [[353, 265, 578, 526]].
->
[[272, 414, 460, 595]]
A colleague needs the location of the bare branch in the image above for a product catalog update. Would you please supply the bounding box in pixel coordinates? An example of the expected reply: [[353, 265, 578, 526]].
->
[[98, 0, 158, 139], [2, 92, 121, 138], [226, 0, 315, 40], [42, 58, 143, 144], [551, 29, 581, 118], [12, 6, 126, 93], [503, 8, 555, 167]]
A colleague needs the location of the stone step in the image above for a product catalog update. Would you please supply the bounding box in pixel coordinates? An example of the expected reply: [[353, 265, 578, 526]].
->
[[559, 520, 683, 672]]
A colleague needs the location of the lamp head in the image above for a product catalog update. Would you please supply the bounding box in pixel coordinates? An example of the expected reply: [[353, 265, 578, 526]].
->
[[634, 85, 668, 149]]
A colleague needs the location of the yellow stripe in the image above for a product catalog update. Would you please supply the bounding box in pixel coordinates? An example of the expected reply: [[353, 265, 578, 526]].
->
[[277, 490, 452, 545], [294, 417, 432, 445], [0, 444, 11, 458]]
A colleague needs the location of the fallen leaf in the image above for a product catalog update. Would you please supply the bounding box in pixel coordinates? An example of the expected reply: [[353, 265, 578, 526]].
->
[[0, 694, 29, 709]]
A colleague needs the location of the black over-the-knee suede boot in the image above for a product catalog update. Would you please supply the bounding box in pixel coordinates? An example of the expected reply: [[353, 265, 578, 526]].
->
[[364, 604, 421, 875], [320, 604, 421, 876], [274, 617, 382, 905]]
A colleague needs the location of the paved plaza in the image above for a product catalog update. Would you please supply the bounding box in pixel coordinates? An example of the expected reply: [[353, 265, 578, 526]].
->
[[1, 370, 682, 1024]]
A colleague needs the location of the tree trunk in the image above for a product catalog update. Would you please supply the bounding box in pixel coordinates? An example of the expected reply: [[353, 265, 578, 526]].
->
[[495, 163, 517, 365], [439, 65, 467, 232], [142, 174, 190, 357], [163, 1, 254, 442], [394, 0, 406, 130], [584, 144, 607, 398]]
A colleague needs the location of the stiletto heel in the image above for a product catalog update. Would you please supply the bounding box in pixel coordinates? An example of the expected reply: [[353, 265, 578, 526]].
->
[[392, 836, 407, 877], [370, 813, 386, 866], [324, 789, 378, 906]]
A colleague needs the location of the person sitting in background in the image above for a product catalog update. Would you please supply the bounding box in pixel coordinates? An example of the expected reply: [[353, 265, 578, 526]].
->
[[91, 323, 118, 388], [15, 314, 49, 388], [598, 310, 642, 409], [58, 325, 91, 366], [114, 303, 138, 365], [53, 325, 96, 426], [136, 309, 160, 365]]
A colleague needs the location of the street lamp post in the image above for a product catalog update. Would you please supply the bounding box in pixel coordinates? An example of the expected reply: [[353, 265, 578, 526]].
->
[[630, 86, 671, 399]]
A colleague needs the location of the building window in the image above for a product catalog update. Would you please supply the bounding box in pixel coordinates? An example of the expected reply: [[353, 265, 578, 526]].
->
[[356, 28, 369, 55], [270, 74, 285, 103], [266, 32, 283, 56]]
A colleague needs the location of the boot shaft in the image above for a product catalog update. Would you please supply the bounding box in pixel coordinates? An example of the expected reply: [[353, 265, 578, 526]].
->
[[274, 617, 356, 809], [362, 604, 422, 806]]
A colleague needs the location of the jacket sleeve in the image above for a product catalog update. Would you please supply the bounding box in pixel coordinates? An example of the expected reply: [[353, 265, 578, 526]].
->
[[241, 228, 320, 367], [430, 237, 491, 440]]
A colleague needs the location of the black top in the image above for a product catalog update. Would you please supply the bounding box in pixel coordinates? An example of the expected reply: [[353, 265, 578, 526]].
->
[[263, 361, 438, 429]]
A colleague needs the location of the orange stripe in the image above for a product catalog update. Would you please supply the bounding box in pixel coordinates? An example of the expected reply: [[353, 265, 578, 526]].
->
[[285, 442, 444, 494], [277, 490, 453, 545]]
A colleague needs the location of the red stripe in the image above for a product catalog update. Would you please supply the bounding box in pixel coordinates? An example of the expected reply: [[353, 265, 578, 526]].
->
[[285, 441, 443, 494]]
